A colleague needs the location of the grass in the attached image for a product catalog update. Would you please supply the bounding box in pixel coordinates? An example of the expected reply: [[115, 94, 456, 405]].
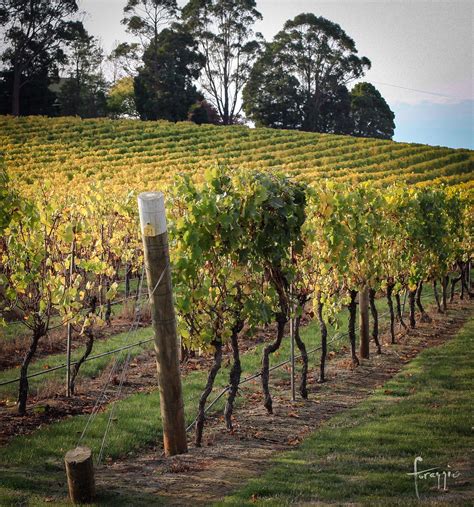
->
[[219, 316, 474, 506], [0, 291, 437, 505], [1, 287, 435, 398], [0, 325, 154, 399]]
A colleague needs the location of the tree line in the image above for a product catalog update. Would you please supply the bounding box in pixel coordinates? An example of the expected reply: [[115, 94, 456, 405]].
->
[[0, 0, 395, 138]]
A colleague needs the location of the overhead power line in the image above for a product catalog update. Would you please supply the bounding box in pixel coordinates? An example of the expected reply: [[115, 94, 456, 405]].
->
[[367, 80, 454, 98]]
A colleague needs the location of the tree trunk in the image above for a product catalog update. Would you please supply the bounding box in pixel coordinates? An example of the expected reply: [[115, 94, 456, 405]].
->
[[415, 282, 431, 322], [395, 292, 408, 330], [386, 283, 396, 344], [369, 288, 381, 354], [348, 290, 360, 367], [261, 313, 286, 414], [433, 279, 443, 313], [224, 319, 244, 430], [18, 328, 43, 415], [316, 295, 327, 383], [69, 328, 94, 395], [195, 340, 223, 447], [442, 275, 449, 311], [293, 314, 308, 399], [409, 289, 416, 328]]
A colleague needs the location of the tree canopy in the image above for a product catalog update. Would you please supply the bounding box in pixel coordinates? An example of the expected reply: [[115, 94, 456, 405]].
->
[[243, 14, 373, 134], [134, 25, 204, 121], [182, 0, 263, 125], [350, 82, 395, 139], [0, 0, 85, 115]]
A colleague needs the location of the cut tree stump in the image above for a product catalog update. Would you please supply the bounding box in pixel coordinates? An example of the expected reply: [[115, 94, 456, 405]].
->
[[64, 446, 95, 504]]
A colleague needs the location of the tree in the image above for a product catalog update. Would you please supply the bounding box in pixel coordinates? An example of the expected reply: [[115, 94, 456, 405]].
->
[[107, 41, 141, 83], [182, 0, 263, 125], [350, 82, 395, 139], [243, 13, 370, 132], [0, 0, 84, 115], [242, 48, 302, 129], [0, 67, 57, 116], [122, 0, 178, 46], [57, 32, 107, 118], [107, 76, 138, 118], [134, 26, 204, 121]]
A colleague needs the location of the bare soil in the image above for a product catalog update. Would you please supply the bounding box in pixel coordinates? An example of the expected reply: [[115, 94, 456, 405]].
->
[[0, 312, 282, 445], [96, 299, 474, 506]]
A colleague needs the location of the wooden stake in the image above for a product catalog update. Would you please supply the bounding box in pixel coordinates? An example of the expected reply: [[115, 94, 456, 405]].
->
[[138, 192, 188, 456], [64, 446, 95, 504], [359, 285, 370, 359]]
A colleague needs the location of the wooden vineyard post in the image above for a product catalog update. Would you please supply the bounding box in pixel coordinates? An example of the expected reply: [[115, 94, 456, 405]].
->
[[64, 446, 95, 504], [359, 285, 370, 359], [138, 192, 188, 456]]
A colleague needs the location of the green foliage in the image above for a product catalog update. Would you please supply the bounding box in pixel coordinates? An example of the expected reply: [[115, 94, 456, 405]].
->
[[182, 0, 263, 125], [58, 32, 108, 118], [106, 77, 138, 118], [122, 0, 178, 43], [351, 82, 395, 139], [134, 25, 204, 121], [243, 13, 371, 133]]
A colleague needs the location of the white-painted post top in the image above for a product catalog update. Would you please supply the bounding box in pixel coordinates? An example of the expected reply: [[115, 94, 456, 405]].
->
[[138, 192, 167, 237]]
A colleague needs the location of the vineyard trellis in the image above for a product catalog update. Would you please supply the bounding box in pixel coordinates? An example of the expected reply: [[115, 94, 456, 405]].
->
[[1, 144, 473, 454]]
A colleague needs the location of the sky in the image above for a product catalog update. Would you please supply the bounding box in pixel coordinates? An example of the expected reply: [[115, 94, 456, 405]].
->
[[79, 0, 474, 149]]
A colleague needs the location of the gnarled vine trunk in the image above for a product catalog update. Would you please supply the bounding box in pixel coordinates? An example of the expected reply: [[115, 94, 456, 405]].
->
[[294, 314, 308, 399], [316, 295, 328, 383], [224, 319, 244, 430], [408, 289, 416, 328], [18, 327, 45, 415], [415, 281, 431, 322], [348, 290, 360, 367], [458, 261, 473, 298], [386, 283, 396, 344], [450, 275, 462, 303], [196, 340, 223, 446], [396, 292, 408, 329], [442, 275, 449, 311], [261, 313, 287, 414], [69, 328, 94, 395], [369, 288, 381, 354], [433, 279, 443, 313]]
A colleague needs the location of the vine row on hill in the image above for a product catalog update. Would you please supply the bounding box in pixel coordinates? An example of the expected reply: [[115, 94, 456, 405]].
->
[[0, 165, 472, 445]]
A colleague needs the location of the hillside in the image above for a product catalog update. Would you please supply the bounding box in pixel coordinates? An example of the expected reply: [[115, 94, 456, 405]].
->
[[1, 115, 473, 195]]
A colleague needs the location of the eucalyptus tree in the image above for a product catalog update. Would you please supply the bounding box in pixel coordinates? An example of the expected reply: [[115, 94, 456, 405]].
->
[[243, 13, 370, 132], [182, 0, 263, 125], [122, 0, 178, 46]]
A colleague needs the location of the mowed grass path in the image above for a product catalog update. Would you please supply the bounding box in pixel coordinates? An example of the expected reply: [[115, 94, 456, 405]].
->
[[220, 316, 474, 506], [0, 293, 435, 506]]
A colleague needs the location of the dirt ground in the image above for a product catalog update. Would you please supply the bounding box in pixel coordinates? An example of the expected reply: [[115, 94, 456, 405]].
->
[[96, 299, 474, 506], [0, 312, 282, 445]]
